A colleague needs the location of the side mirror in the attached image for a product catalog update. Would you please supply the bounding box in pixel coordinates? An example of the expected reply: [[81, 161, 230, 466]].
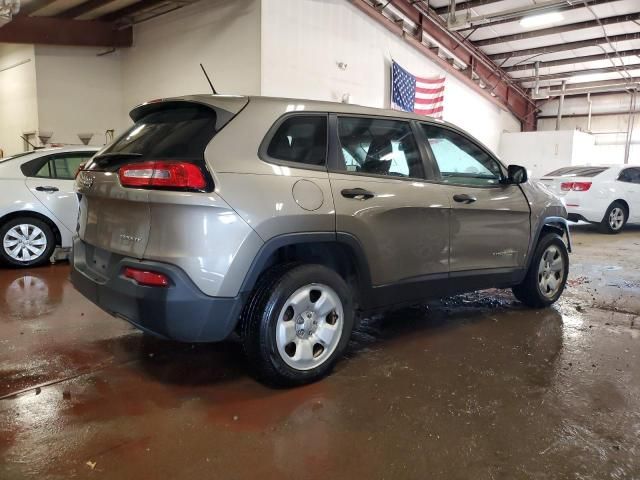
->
[[506, 164, 528, 185]]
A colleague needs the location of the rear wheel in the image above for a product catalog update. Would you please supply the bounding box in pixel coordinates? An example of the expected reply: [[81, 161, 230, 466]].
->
[[0, 217, 55, 268], [600, 201, 627, 234], [513, 233, 569, 308], [241, 264, 354, 387]]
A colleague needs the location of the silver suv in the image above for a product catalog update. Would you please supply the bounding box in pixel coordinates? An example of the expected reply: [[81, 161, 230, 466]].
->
[[72, 95, 571, 386]]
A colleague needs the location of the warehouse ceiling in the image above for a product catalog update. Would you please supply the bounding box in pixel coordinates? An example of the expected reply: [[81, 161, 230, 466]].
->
[[423, 0, 640, 95], [0, 0, 198, 47]]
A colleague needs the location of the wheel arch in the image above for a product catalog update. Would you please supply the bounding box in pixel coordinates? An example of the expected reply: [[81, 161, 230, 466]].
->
[[526, 215, 572, 271], [239, 232, 373, 310], [609, 199, 629, 216], [0, 210, 63, 246]]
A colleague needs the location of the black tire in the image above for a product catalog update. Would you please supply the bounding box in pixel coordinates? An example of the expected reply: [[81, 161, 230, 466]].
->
[[240, 263, 355, 387], [600, 201, 628, 234], [513, 233, 569, 308], [0, 217, 56, 268]]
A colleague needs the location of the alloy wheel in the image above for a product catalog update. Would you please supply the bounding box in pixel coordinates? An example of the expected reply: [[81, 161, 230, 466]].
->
[[608, 207, 625, 231]]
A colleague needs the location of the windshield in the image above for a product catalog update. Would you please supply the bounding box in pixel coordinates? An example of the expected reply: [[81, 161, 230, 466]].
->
[[87, 104, 219, 171]]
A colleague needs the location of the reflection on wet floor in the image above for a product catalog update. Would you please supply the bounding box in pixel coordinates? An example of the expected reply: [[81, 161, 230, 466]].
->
[[0, 226, 639, 479]]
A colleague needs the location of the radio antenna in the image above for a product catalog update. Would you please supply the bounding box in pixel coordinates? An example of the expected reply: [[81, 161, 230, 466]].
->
[[200, 63, 218, 95]]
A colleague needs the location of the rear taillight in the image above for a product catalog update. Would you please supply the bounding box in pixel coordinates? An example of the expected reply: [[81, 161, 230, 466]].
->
[[123, 267, 170, 287], [561, 181, 592, 192], [118, 161, 207, 190]]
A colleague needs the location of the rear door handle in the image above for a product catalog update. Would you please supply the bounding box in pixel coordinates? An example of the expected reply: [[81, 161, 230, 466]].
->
[[453, 193, 477, 204], [341, 188, 375, 200], [35, 186, 59, 193]]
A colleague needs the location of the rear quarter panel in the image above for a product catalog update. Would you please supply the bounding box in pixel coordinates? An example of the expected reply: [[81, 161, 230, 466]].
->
[[204, 100, 335, 241]]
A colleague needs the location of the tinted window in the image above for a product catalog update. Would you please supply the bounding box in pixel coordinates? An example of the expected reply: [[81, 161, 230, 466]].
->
[[89, 105, 218, 171], [35, 161, 52, 178], [22, 152, 94, 179], [266, 115, 327, 166], [53, 156, 87, 179], [421, 125, 501, 186], [337, 117, 424, 179], [545, 166, 609, 177], [619, 168, 640, 184]]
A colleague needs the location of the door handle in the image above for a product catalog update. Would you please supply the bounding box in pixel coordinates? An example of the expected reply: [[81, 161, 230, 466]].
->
[[453, 193, 477, 204], [35, 186, 59, 193], [341, 188, 375, 200]]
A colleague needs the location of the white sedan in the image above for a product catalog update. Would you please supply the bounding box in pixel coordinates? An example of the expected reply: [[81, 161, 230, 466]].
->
[[540, 165, 640, 233], [0, 147, 99, 267]]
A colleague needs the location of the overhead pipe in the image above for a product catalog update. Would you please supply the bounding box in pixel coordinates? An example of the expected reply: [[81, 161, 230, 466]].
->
[[587, 93, 593, 132], [556, 80, 567, 131], [624, 90, 637, 164]]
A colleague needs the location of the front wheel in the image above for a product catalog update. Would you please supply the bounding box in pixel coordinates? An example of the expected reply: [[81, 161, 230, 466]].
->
[[241, 264, 354, 387], [513, 233, 569, 308], [0, 217, 56, 268]]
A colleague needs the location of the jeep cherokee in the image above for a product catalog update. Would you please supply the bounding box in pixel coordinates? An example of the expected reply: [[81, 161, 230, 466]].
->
[[71, 95, 571, 386]]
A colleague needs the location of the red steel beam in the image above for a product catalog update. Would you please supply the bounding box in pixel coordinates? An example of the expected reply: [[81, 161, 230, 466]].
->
[[0, 16, 132, 47], [356, 0, 535, 130]]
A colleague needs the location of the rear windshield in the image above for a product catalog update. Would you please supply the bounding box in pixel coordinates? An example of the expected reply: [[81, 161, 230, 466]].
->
[[88, 104, 219, 170], [544, 166, 609, 177]]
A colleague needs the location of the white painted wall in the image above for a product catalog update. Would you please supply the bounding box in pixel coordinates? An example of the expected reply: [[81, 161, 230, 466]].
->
[[0, 44, 38, 156], [34, 45, 124, 147], [500, 131, 574, 177], [121, 0, 261, 122], [537, 93, 640, 165], [260, 0, 521, 153]]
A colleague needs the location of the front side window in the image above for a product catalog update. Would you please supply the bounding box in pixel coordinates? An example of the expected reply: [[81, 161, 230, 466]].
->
[[266, 115, 327, 166], [336, 117, 424, 179], [421, 125, 502, 186]]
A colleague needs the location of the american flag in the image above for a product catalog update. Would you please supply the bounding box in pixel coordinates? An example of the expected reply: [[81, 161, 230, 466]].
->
[[391, 61, 445, 119]]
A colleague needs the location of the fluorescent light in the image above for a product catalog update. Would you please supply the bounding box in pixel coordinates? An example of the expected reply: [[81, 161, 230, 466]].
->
[[569, 72, 607, 83], [520, 12, 563, 28]]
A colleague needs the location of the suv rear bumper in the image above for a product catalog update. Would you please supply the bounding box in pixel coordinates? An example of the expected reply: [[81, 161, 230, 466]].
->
[[70, 239, 245, 342]]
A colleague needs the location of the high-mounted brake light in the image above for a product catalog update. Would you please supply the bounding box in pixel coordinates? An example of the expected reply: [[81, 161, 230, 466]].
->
[[124, 267, 170, 287], [118, 161, 207, 190], [561, 181, 592, 192]]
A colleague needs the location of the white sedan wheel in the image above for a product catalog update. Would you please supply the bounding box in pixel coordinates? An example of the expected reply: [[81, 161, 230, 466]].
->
[[3, 224, 49, 263]]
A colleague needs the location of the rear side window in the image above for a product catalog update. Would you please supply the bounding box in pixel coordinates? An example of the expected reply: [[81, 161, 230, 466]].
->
[[22, 152, 95, 179], [266, 115, 327, 166], [89, 105, 218, 171], [336, 117, 424, 179], [619, 167, 640, 184], [545, 167, 608, 177]]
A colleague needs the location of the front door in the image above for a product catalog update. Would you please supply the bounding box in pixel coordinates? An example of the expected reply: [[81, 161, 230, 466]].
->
[[329, 115, 451, 296], [419, 124, 530, 272]]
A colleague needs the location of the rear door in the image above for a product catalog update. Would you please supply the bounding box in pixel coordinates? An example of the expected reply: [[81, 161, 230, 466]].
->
[[328, 115, 451, 292], [617, 167, 640, 222], [24, 151, 96, 232], [419, 124, 530, 272]]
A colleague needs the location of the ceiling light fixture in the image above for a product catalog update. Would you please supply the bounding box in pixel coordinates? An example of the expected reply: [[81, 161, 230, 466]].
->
[[519, 11, 563, 28]]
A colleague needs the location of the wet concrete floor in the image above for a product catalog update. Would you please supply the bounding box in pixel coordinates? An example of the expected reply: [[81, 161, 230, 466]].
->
[[0, 224, 639, 479]]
